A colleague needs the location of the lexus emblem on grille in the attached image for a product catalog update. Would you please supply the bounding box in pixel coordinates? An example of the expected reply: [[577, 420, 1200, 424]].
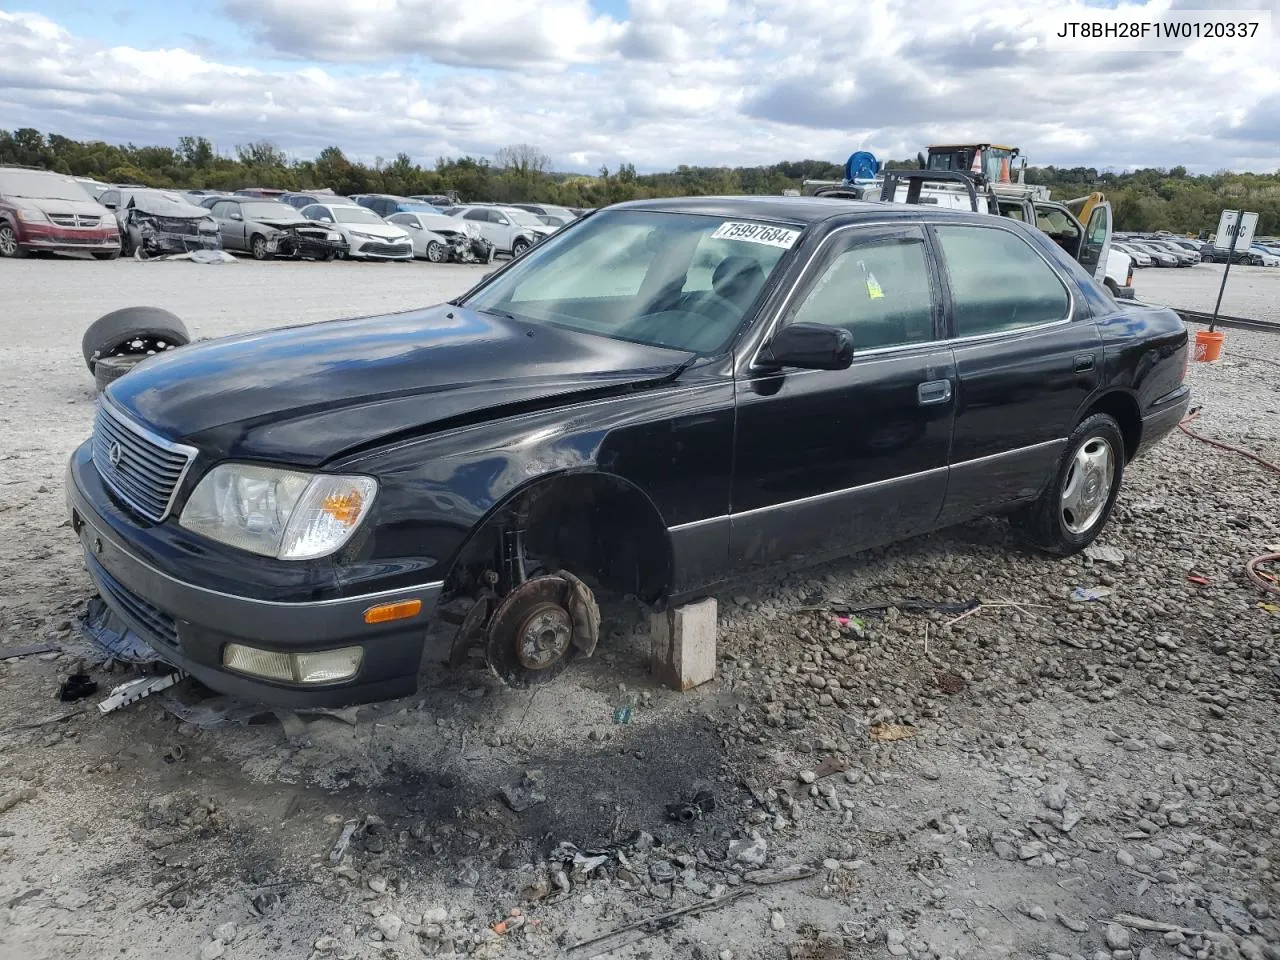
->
[[108, 441, 123, 468]]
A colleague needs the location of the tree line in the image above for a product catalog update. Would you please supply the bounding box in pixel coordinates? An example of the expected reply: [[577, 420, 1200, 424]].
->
[[2, 128, 1277, 234]]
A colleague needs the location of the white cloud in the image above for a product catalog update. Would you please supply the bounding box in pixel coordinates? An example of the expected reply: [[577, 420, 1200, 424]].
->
[[0, 2, 1277, 174]]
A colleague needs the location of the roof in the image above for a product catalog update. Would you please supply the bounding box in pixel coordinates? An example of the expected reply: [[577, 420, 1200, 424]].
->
[[612, 194, 993, 227]]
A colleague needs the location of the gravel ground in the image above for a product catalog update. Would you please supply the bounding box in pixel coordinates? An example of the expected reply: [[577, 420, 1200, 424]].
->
[[1132, 263, 1280, 324], [0, 257, 1277, 960]]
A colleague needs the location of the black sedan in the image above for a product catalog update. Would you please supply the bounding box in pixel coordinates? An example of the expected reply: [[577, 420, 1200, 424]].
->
[[66, 197, 1190, 706]]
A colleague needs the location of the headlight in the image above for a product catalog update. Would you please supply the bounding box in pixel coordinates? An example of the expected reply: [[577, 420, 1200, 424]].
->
[[199, 218, 218, 232], [326, 232, 340, 242], [15, 206, 49, 223], [349, 230, 375, 240], [179, 464, 376, 560]]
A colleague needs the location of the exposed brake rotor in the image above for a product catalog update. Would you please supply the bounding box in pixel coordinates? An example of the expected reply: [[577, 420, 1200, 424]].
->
[[484, 576, 578, 687]]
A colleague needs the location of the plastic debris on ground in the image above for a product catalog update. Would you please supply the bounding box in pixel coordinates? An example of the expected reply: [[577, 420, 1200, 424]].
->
[[1069, 586, 1113, 602], [613, 691, 637, 724], [1083, 544, 1125, 564], [868, 723, 918, 742], [78, 597, 160, 665], [142, 249, 237, 264], [57, 673, 98, 702]]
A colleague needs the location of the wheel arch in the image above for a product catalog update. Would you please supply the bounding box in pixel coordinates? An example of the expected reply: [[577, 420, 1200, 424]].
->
[[1077, 388, 1141, 463], [439, 468, 675, 606]]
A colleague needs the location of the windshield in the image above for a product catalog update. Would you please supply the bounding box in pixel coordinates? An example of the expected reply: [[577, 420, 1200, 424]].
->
[[503, 208, 544, 227], [0, 170, 91, 201], [332, 206, 385, 224], [463, 209, 799, 353], [401, 202, 440, 213], [241, 201, 299, 220]]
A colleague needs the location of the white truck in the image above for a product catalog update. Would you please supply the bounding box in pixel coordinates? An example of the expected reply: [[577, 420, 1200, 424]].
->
[[805, 144, 1134, 298]]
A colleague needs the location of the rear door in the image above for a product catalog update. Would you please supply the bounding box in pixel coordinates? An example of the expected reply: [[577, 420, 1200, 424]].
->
[[731, 223, 955, 572], [932, 221, 1101, 525]]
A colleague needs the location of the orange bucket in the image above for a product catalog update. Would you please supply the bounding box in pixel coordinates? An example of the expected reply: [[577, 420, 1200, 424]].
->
[[1194, 330, 1224, 362]]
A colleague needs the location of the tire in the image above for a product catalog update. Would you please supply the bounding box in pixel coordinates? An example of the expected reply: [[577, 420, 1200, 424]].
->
[[94, 354, 145, 392], [81, 306, 190, 373], [92, 250, 121, 261], [510, 238, 530, 258], [1011, 413, 1125, 556], [426, 241, 446, 263], [1103, 278, 1119, 298], [0, 222, 27, 258], [250, 234, 270, 261]]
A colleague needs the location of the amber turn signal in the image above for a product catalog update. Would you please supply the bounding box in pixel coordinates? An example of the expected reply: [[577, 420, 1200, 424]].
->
[[363, 599, 423, 624]]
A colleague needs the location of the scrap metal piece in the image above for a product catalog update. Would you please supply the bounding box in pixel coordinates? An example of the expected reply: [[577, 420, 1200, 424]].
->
[[97, 672, 187, 714]]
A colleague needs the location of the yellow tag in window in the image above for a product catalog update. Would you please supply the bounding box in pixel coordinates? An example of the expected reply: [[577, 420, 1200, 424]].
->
[[866, 273, 884, 299]]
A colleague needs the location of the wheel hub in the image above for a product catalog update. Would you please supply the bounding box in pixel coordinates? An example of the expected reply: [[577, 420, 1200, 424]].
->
[[515, 602, 572, 670]]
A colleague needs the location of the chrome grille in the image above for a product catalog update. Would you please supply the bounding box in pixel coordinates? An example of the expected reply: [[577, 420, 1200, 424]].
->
[[48, 214, 102, 228], [92, 402, 196, 522]]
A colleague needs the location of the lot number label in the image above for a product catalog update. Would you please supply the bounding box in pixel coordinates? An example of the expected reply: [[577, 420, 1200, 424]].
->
[[711, 221, 801, 249]]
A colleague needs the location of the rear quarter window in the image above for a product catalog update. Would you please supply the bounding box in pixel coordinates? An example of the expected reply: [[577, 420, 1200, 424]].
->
[[935, 225, 1071, 336]]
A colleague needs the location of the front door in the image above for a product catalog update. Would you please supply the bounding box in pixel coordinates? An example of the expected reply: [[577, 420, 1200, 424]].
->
[[931, 221, 1102, 525], [1079, 202, 1112, 282], [731, 224, 955, 572]]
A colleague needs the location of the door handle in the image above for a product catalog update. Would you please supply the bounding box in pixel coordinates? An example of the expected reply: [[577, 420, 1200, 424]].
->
[[917, 379, 952, 406], [1074, 354, 1096, 373]]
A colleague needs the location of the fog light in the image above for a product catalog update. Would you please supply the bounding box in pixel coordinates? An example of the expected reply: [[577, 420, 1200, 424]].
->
[[223, 643, 363, 684]]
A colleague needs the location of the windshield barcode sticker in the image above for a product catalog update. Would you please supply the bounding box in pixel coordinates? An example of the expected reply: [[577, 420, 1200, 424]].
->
[[710, 221, 801, 249]]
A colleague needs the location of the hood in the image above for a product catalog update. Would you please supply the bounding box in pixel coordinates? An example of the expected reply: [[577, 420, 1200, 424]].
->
[[107, 306, 689, 466], [341, 221, 407, 239], [128, 193, 211, 219], [13, 196, 108, 217], [256, 216, 310, 229]]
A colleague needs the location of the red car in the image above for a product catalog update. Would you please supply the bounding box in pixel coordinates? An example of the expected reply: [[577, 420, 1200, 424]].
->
[[0, 167, 121, 259]]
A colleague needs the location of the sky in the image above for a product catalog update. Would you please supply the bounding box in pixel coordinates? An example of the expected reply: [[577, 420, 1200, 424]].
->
[[1, 0, 1277, 175]]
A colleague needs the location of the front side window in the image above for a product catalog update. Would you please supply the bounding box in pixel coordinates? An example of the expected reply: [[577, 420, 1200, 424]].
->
[[464, 209, 487, 221], [786, 228, 936, 351], [463, 209, 801, 353], [935, 225, 1071, 337]]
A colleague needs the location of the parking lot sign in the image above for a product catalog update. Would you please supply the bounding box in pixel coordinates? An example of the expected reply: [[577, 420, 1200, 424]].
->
[[1214, 209, 1258, 252]]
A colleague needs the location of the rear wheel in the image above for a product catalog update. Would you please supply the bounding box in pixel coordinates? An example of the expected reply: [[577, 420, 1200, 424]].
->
[[0, 223, 26, 258], [1011, 413, 1125, 555]]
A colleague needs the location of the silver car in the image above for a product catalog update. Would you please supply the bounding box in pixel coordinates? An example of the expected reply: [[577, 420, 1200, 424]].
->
[[386, 211, 485, 262], [449, 205, 556, 257]]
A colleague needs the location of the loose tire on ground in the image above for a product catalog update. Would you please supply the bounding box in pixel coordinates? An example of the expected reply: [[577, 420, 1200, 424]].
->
[[93, 354, 146, 392], [1011, 413, 1125, 556], [81, 306, 190, 373]]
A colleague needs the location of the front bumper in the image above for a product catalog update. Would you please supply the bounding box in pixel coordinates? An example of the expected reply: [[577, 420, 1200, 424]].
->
[[18, 222, 120, 252], [349, 237, 413, 260], [67, 448, 441, 707]]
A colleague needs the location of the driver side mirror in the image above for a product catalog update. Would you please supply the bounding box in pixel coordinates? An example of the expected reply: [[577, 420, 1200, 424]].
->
[[230, 212, 242, 221], [758, 322, 854, 371]]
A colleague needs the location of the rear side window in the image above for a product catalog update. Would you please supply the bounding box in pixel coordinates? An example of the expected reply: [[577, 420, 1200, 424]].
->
[[935, 225, 1070, 337], [789, 228, 936, 350]]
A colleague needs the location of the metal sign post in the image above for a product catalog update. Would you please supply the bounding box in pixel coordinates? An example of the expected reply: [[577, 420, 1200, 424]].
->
[[1210, 209, 1258, 333]]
